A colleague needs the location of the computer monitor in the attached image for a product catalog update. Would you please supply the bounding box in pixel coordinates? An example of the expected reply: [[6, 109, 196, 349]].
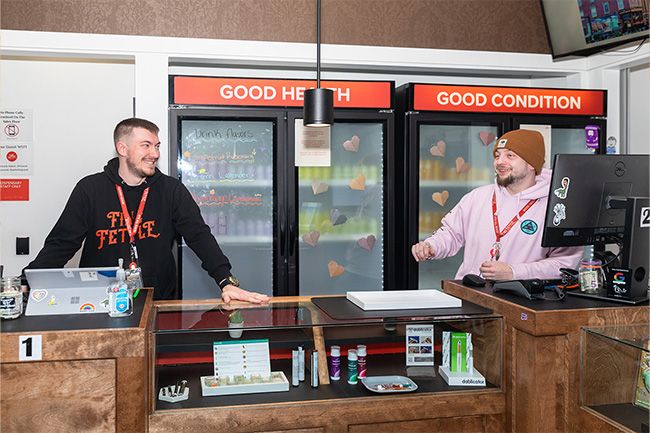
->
[[542, 154, 649, 303]]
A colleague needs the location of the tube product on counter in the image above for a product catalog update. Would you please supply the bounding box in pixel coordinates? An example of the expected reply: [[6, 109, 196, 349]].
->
[[347, 349, 358, 384], [329, 345, 341, 381], [357, 345, 367, 379]]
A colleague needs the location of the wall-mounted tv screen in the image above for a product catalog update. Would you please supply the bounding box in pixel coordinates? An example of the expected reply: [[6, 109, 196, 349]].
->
[[541, 0, 649, 58]]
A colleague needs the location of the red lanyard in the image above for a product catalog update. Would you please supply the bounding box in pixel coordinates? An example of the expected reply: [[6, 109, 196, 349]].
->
[[115, 185, 150, 244], [491, 192, 537, 243]]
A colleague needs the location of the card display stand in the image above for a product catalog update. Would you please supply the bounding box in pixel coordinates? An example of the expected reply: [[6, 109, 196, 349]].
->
[[200, 372, 289, 396], [439, 366, 486, 387]]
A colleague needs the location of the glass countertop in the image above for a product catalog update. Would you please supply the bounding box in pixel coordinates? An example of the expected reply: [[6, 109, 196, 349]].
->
[[153, 298, 498, 334], [583, 324, 650, 352]]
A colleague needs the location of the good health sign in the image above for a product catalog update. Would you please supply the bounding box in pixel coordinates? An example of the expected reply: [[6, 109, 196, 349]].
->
[[413, 84, 605, 116], [172, 76, 393, 109]]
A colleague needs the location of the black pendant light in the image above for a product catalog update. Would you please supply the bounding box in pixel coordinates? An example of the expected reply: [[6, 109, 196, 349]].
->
[[303, 0, 334, 127]]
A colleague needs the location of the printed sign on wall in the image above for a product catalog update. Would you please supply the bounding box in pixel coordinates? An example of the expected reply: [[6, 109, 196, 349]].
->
[[1, 108, 33, 177]]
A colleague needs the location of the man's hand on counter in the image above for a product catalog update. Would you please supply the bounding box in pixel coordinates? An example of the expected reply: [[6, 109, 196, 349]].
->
[[479, 260, 514, 281], [221, 285, 271, 304]]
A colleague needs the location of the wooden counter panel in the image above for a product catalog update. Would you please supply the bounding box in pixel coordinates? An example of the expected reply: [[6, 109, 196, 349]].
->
[[0, 359, 116, 433], [582, 333, 639, 406], [148, 390, 504, 433], [349, 415, 484, 433], [443, 281, 649, 336], [259, 429, 324, 433], [0, 327, 146, 363], [511, 329, 569, 433]]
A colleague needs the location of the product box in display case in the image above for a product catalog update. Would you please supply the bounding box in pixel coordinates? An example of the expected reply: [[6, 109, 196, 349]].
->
[[148, 297, 505, 433], [580, 324, 650, 433]]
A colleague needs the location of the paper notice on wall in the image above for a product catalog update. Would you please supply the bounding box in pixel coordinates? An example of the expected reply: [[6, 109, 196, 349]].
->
[[1, 109, 33, 176], [294, 119, 331, 167], [520, 124, 551, 170]]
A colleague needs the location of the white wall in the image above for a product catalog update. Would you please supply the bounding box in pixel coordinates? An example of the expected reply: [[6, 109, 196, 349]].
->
[[627, 63, 650, 154], [0, 58, 134, 276]]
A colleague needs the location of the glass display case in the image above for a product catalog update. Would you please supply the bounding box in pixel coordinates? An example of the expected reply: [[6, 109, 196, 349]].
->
[[150, 299, 503, 413], [581, 324, 650, 432]]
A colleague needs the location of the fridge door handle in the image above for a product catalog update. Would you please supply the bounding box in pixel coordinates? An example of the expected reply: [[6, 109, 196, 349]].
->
[[288, 219, 296, 257], [279, 207, 286, 257]]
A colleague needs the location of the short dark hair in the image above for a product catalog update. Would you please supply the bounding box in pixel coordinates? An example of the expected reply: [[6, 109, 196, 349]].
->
[[113, 118, 159, 144]]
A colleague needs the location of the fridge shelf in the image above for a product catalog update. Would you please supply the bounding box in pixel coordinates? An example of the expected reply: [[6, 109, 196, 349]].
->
[[419, 180, 488, 188], [298, 180, 379, 188], [182, 236, 273, 246], [184, 179, 273, 187], [299, 234, 380, 243]]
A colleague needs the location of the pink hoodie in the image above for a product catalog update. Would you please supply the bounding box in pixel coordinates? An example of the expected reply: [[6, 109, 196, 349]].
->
[[424, 169, 582, 280]]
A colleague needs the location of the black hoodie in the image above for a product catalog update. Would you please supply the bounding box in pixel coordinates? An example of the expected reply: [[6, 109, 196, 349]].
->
[[26, 157, 232, 300]]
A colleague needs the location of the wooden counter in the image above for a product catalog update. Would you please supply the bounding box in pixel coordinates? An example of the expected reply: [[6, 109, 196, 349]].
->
[[442, 280, 649, 433], [0, 290, 154, 433]]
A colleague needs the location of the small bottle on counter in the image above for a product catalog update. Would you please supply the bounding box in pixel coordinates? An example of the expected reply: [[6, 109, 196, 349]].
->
[[357, 345, 367, 379], [0, 276, 23, 320], [347, 349, 358, 384], [329, 345, 341, 380]]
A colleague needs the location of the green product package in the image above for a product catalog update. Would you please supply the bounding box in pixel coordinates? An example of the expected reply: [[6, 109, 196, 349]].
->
[[451, 332, 467, 373]]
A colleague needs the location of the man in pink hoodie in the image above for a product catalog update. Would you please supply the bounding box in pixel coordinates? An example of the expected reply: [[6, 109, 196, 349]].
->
[[411, 129, 582, 281]]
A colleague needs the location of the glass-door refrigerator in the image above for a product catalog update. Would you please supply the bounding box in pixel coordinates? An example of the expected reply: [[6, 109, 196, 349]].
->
[[170, 108, 285, 299], [396, 83, 607, 290], [170, 76, 394, 298], [288, 109, 394, 295]]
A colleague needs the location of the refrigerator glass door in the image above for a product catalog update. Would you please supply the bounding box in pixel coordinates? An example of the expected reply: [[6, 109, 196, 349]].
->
[[417, 123, 499, 290], [178, 119, 275, 298], [297, 121, 385, 295]]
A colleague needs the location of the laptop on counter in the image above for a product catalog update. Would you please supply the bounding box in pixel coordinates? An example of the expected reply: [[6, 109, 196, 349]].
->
[[24, 267, 118, 316]]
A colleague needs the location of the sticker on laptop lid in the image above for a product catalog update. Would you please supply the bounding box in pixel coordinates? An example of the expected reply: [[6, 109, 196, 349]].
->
[[79, 271, 98, 282], [31, 289, 48, 303]]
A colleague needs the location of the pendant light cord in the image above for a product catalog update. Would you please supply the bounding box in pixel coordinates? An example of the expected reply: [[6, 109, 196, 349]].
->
[[316, 0, 321, 88]]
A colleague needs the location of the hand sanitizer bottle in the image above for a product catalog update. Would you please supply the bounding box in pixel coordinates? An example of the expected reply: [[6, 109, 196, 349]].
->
[[107, 259, 133, 317]]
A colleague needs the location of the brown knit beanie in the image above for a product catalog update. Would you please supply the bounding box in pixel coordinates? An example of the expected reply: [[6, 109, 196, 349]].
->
[[493, 129, 545, 175]]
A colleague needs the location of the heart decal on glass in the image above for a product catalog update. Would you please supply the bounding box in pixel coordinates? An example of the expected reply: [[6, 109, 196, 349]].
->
[[342, 135, 360, 152], [311, 180, 329, 195], [430, 140, 446, 157], [328, 260, 345, 278], [431, 190, 449, 207], [330, 209, 348, 226], [302, 230, 321, 247], [479, 131, 496, 146], [357, 234, 376, 251], [349, 174, 366, 191], [455, 157, 471, 174]]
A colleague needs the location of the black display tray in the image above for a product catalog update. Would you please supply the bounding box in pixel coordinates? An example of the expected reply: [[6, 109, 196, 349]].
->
[[311, 295, 492, 320], [588, 403, 649, 433]]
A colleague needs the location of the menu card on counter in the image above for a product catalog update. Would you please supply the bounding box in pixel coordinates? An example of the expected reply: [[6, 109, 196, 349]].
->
[[213, 339, 271, 379]]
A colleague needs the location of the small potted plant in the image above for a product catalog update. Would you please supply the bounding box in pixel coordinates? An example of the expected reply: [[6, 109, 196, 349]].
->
[[228, 310, 244, 338]]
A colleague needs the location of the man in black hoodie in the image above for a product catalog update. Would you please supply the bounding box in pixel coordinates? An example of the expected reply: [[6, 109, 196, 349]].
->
[[26, 118, 269, 303]]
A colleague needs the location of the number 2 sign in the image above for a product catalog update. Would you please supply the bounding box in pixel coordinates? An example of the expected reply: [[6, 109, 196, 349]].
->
[[641, 207, 650, 228]]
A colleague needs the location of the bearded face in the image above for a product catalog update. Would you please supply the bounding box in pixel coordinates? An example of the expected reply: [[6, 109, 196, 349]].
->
[[494, 149, 534, 188]]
